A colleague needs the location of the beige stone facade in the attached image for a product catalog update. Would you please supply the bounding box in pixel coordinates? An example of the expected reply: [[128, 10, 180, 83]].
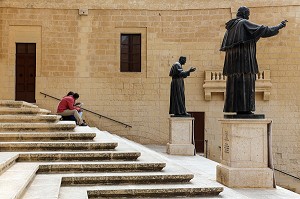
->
[[1, 0, 300, 189]]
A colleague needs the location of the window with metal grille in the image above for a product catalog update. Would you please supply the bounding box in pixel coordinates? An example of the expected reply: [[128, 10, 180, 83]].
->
[[120, 34, 141, 72]]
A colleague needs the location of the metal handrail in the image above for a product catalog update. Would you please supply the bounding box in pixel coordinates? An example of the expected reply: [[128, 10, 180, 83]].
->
[[274, 168, 300, 181], [40, 92, 132, 128]]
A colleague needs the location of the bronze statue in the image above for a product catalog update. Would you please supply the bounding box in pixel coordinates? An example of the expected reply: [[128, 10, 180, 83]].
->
[[221, 6, 287, 115], [169, 56, 196, 117]]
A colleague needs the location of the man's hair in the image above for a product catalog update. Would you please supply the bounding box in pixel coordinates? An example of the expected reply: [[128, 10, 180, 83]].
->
[[67, 91, 74, 96], [236, 6, 250, 19], [73, 93, 79, 99], [179, 56, 186, 63]]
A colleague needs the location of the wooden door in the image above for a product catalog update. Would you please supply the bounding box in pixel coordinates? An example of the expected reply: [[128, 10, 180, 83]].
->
[[190, 112, 205, 153], [15, 43, 36, 103]]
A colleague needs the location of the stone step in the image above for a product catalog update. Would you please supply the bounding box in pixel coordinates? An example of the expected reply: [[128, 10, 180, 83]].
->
[[61, 173, 194, 186], [0, 100, 38, 108], [38, 108, 52, 115], [0, 162, 39, 199], [18, 151, 141, 161], [87, 186, 224, 198], [59, 187, 89, 199], [22, 174, 62, 199], [0, 121, 76, 132], [0, 114, 61, 123], [0, 142, 118, 151], [0, 107, 51, 115], [38, 162, 166, 173], [0, 152, 19, 174], [0, 132, 96, 141]]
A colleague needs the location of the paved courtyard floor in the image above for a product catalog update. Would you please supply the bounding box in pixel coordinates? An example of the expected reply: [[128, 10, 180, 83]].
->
[[145, 145, 300, 199]]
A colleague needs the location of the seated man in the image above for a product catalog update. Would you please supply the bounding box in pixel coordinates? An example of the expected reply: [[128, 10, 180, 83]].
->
[[57, 93, 87, 126], [61, 91, 84, 122]]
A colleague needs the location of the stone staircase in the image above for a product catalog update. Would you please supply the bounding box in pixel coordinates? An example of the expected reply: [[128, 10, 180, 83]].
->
[[0, 100, 223, 198]]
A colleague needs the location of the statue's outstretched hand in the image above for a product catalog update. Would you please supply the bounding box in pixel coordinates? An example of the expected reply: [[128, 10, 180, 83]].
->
[[189, 67, 196, 72], [279, 20, 288, 29]]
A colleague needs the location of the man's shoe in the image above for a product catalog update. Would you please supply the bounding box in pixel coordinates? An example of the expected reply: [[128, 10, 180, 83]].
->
[[79, 122, 87, 126]]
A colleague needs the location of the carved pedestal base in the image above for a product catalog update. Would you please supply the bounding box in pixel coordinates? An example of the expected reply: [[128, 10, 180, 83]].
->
[[167, 117, 195, 156], [216, 119, 274, 188], [217, 165, 273, 188]]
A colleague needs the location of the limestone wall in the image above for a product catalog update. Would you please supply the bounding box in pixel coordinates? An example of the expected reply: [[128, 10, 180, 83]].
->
[[0, 0, 300, 185]]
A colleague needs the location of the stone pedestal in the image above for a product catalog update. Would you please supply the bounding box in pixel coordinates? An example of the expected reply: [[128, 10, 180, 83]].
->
[[216, 119, 274, 188], [167, 117, 195, 156]]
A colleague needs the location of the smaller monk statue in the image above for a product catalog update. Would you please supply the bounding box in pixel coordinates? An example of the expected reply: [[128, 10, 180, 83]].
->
[[169, 56, 196, 117]]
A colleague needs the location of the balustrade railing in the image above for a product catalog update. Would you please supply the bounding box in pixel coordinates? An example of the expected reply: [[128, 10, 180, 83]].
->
[[203, 70, 272, 100]]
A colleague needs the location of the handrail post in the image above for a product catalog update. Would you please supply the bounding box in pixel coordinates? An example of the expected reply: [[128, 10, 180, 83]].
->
[[205, 140, 208, 158]]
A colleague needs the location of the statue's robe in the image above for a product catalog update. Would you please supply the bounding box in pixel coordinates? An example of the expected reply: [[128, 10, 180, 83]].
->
[[169, 62, 191, 115], [220, 18, 280, 113]]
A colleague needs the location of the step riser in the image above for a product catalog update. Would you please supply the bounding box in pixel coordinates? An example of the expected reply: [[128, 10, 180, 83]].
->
[[0, 107, 50, 115], [0, 143, 117, 151], [0, 119, 59, 123], [0, 137, 95, 141], [38, 167, 164, 173], [0, 104, 23, 108], [0, 147, 116, 151], [0, 114, 60, 123], [61, 175, 193, 186], [0, 101, 38, 108], [0, 127, 75, 132], [38, 164, 165, 174], [87, 188, 223, 198], [0, 110, 42, 115], [0, 148, 115, 151], [0, 133, 96, 141], [18, 153, 140, 162]]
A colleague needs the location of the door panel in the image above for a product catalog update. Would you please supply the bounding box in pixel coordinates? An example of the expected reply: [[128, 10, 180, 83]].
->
[[15, 43, 36, 103], [190, 112, 205, 153]]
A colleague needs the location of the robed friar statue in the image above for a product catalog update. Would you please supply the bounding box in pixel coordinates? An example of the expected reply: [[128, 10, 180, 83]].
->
[[169, 56, 196, 117], [221, 6, 287, 116]]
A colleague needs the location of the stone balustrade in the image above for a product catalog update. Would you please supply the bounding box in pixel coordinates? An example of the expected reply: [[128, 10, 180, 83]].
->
[[203, 70, 272, 100]]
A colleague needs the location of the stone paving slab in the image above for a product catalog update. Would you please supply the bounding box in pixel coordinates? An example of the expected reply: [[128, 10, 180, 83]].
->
[[0, 152, 18, 174], [72, 126, 97, 133], [59, 187, 88, 199], [22, 174, 62, 199], [0, 162, 38, 199], [146, 145, 300, 199]]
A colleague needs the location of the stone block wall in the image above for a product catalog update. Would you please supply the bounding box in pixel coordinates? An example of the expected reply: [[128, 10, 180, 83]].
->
[[1, 0, 300, 184]]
